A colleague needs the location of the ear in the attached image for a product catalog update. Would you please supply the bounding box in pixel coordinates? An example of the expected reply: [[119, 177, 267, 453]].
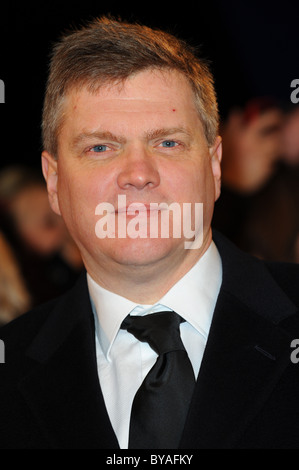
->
[[209, 136, 222, 201], [41, 151, 61, 216]]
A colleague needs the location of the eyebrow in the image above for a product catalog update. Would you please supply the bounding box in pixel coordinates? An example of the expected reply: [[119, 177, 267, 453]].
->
[[71, 131, 126, 150], [70, 127, 192, 150], [144, 127, 192, 141]]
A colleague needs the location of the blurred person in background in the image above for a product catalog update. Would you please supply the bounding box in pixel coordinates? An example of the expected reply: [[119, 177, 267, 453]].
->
[[0, 231, 31, 326], [0, 166, 83, 306], [281, 105, 299, 167], [219, 97, 283, 194], [213, 100, 299, 262]]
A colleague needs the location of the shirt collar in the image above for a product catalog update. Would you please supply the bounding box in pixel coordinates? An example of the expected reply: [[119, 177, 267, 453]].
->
[[87, 241, 222, 360]]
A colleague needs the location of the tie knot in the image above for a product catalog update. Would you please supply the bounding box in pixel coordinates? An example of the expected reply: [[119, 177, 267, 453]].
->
[[121, 311, 185, 355]]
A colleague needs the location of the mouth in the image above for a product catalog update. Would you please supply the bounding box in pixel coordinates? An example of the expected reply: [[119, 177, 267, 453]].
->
[[116, 203, 168, 216]]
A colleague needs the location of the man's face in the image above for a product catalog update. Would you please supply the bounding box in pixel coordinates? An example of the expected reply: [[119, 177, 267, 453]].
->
[[11, 185, 66, 255], [42, 69, 221, 277]]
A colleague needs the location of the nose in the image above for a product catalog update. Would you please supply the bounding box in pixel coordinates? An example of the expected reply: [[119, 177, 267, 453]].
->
[[117, 145, 160, 191]]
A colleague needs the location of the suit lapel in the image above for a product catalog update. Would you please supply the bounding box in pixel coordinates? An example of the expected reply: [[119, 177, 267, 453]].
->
[[16, 233, 298, 449], [180, 231, 298, 448], [18, 274, 119, 449]]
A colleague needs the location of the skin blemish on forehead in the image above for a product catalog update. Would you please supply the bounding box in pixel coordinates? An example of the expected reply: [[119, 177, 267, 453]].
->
[[172, 109, 176, 112]]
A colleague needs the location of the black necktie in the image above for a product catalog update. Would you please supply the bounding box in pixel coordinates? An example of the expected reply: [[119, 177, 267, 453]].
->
[[121, 311, 196, 449]]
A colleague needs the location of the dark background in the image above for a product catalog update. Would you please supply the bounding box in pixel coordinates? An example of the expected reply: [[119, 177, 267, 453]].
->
[[0, 0, 299, 172]]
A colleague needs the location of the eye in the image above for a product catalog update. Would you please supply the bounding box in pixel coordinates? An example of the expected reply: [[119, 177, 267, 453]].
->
[[90, 145, 109, 153], [160, 140, 178, 148]]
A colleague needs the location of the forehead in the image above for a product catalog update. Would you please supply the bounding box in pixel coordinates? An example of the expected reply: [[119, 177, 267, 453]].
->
[[62, 69, 201, 131]]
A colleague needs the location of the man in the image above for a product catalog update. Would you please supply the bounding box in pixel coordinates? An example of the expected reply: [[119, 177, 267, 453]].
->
[[0, 16, 299, 449]]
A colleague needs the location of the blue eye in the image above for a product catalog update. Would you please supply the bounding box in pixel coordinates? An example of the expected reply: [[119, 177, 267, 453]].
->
[[161, 140, 177, 148], [91, 145, 108, 152]]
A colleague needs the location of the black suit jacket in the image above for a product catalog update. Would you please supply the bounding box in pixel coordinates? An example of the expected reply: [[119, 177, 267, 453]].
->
[[1, 231, 299, 449]]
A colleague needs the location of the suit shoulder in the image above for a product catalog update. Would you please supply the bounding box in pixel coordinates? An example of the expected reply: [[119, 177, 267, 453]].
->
[[0, 271, 88, 354], [0, 296, 60, 351], [265, 260, 299, 307]]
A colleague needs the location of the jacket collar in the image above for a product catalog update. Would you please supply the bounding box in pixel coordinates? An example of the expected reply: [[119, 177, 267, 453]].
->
[[19, 233, 298, 449], [180, 231, 298, 448], [19, 273, 119, 449], [212, 230, 297, 324]]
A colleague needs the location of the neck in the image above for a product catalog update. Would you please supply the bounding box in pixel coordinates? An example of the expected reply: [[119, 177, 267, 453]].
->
[[84, 231, 212, 304]]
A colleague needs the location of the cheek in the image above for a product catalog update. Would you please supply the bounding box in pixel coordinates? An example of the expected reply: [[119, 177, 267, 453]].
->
[[58, 166, 99, 208], [57, 168, 113, 242], [163, 161, 213, 204]]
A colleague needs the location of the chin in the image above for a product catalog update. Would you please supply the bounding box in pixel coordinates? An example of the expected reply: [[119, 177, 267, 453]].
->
[[102, 237, 182, 267]]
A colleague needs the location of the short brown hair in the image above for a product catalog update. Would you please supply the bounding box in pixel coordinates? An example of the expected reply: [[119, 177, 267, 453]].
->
[[42, 16, 219, 157]]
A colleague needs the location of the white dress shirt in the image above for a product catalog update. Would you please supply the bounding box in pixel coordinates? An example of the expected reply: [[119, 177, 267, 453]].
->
[[87, 241, 222, 449]]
